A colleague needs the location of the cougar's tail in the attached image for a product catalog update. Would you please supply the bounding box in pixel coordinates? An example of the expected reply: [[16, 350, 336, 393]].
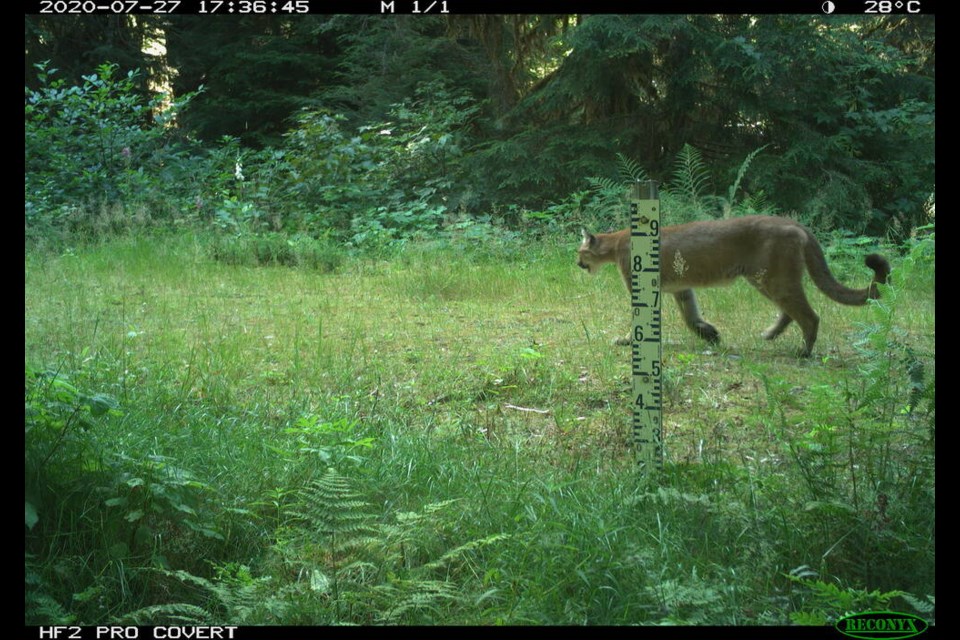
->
[[803, 229, 890, 305]]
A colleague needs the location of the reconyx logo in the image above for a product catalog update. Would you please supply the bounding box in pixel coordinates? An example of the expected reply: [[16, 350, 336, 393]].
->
[[836, 611, 929, 639]]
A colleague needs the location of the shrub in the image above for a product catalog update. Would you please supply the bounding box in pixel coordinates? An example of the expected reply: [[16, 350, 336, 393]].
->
[[25, 62, 201, 241]]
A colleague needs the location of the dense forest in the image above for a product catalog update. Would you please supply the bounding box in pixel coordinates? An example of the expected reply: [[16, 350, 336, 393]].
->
[[26, 14, 934, 245], [26, 12, 935, 628]]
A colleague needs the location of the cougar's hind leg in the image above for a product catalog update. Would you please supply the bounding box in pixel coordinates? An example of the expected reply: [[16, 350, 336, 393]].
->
[[772, 291, 819, 357], [747, 276, 817, 356], [761, 313, 793, 341]]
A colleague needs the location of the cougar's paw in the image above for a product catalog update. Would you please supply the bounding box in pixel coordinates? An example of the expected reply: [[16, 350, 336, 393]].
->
[[696, 323, 720, 344]]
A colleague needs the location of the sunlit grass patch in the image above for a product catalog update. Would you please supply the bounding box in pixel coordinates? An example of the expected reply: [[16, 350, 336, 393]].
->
[[25, 233, 934, 625]]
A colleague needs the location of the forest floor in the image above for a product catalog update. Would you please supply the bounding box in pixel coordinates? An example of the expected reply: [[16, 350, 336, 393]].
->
[[25, 233, 935, 625]]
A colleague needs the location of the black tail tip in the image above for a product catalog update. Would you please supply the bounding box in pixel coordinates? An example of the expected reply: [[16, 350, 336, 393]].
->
[[865, 253, 891, 284]]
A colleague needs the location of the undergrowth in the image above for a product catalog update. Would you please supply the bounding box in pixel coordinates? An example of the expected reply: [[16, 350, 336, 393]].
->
[[24, 225, 934, 626]]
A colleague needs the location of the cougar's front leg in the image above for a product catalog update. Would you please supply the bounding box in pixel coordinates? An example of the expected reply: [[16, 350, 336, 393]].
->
[[673, 289, 720, 344]]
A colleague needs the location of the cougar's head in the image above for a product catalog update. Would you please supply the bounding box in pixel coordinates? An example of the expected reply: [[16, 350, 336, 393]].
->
[[577, 229, 599, 274]]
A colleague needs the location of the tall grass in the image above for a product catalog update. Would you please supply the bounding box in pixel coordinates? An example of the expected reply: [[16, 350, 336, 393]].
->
[[25, 230, 934, 625]]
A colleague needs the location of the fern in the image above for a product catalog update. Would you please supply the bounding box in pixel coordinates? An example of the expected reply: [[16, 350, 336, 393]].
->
[[582, 154, 653, 231], [583, 176, 631, 230], [901, 593, 935, 617], [377, 499, 510, 575], [25, 556, 76, 625], [295, 467, 378, 555], [363, 500, 509, 623], [670, 144, 711, 211], [374, 579, 461, 624], [741, 189, 774, 216], [724, 145, 769, 217], [113, 603, 213, 625], [647, 573, 727, 624], [422, 533, 511, 572], [585, 175, 623, 195], [616, 152, 649, 184], [113, 566, 285, 625], [786, 570, 908, 624], [291, 467, 379, 619]]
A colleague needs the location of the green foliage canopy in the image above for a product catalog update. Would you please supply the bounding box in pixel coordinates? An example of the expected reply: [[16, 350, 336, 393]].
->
[[24, 14, 934, 238]]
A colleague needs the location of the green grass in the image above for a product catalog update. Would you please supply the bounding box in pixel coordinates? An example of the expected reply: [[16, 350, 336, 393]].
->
[[25, 232, 935, 625]]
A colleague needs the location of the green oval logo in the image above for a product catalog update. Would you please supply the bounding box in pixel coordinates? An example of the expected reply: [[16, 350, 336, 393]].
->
[[836, 611, 929, 640]]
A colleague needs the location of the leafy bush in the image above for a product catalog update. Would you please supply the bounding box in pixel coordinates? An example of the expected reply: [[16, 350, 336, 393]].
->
[[276, 81, 480, 245], [25, 63, 200, 231], [746, 230, 935, 598], [25, 367, 119, 492], [25, 364, 229, 623]]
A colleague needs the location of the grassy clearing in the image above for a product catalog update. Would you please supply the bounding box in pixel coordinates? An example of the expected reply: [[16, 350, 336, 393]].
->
[[25, 232, 935, 625]]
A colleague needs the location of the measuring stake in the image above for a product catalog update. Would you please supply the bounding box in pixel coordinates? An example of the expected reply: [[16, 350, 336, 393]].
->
[[630, 181, 663, 472]]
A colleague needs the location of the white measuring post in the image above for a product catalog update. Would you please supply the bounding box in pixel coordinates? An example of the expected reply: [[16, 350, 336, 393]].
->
[[630, 180, 663, 472]]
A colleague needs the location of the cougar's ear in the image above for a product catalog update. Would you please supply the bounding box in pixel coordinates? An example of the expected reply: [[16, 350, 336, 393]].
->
[[581, 228, 594, 245]]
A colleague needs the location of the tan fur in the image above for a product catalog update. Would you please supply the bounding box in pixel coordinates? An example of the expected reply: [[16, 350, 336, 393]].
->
[[577, 216, 890, 357]]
